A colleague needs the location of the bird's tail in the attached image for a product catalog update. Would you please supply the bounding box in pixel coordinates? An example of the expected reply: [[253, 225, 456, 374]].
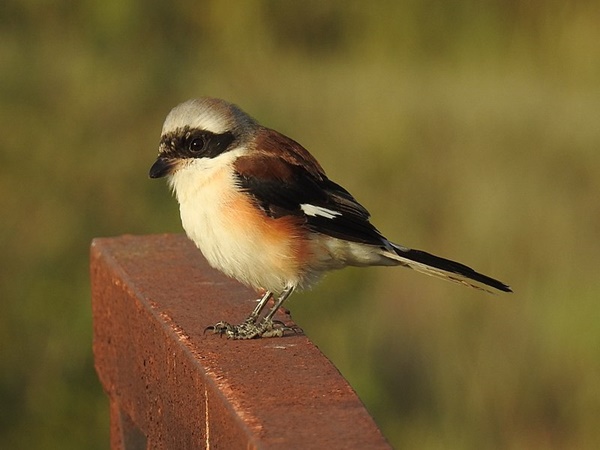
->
[[386, 243, 512, 294]]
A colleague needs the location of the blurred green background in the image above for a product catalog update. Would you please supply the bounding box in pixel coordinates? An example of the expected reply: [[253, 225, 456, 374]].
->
[[1, 1, 599, 448]]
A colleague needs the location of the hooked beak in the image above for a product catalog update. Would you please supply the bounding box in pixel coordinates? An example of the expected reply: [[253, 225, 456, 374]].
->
[[149, 156, 175, 178]]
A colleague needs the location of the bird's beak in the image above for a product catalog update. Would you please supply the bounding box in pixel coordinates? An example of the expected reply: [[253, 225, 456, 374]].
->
[[149, 156, 174, 179]]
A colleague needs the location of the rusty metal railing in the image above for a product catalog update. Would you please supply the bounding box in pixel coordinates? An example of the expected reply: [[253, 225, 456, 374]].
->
[[91, 234, 390, 449]]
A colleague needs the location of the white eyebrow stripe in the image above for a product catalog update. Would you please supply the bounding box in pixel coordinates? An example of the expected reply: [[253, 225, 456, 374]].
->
[[300, 204, 342, 219]]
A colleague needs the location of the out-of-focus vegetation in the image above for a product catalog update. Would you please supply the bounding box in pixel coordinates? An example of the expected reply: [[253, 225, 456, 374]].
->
[[1, 1, 599, 448]]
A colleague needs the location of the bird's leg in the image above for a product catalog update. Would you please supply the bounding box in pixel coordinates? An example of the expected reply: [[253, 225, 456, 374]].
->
[[207, 286, 300, 339], [254, 285, 302, 337], [261, 285, 295, 323], [244, 290, 274, 324]]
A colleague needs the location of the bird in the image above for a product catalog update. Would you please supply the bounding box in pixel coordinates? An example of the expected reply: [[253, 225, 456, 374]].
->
[[149, 97, 512, 339]]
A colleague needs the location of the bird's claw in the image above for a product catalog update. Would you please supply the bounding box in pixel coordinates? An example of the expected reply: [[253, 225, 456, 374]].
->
[[205, 319, 302, 339]]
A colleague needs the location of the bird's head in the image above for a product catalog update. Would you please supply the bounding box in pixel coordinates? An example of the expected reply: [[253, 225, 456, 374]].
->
[[149, 98, 258, 181]]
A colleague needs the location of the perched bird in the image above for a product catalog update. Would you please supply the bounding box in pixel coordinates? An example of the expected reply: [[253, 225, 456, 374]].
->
[[150, 98, 511, 339]]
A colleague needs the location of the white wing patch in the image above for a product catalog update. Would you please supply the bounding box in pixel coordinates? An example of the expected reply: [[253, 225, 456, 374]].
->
[[300, 204, 342, 219]]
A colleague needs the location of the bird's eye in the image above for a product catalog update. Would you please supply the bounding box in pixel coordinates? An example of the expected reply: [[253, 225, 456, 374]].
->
[[189, 137, 205, 152]]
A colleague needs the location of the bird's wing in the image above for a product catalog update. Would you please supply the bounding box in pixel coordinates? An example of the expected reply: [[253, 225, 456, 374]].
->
[[233, 129, 387, 246]]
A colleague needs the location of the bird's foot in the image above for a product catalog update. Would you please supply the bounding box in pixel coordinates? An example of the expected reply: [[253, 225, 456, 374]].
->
[[205, 318, 301, 339]]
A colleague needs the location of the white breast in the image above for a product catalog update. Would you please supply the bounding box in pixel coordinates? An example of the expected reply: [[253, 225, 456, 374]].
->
[[168, 151, 302, 294]]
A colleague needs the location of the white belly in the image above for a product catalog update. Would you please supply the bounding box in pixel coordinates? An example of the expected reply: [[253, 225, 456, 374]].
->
[[172, 159, 303, 294]]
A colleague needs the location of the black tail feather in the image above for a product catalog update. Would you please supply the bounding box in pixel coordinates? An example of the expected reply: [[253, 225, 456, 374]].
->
[[396, 247, 512, 293]]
